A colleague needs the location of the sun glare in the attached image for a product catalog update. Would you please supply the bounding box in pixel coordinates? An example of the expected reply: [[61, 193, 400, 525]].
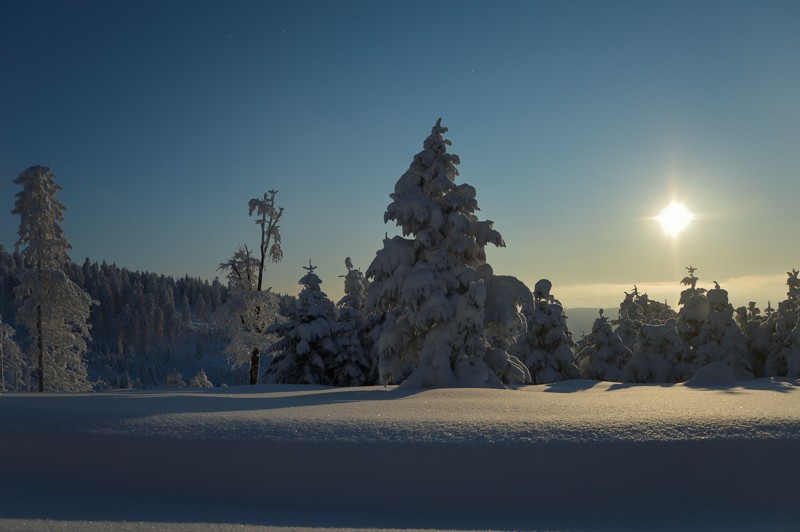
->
[[656, 202, 694, 237]]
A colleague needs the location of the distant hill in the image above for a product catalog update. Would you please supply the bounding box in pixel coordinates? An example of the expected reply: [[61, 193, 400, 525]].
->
[[565, 307, 617, 339]]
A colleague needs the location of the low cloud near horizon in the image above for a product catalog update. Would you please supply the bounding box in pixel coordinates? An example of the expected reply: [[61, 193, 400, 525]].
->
[[558, 273, 790, 311]]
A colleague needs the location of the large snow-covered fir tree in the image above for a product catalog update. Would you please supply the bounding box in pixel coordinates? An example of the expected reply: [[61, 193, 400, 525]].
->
[[265, 262, 340, 385], [365, 119, 529, 388], [216, 190, 284, 384], [575, 309, 632, 381], [12, 166, 94, 392], [332, 258, 374, 386], [508, 279, 579, 384]]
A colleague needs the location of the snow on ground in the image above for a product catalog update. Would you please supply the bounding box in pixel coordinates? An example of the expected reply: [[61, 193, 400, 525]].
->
[[1, 380, 799, 531]]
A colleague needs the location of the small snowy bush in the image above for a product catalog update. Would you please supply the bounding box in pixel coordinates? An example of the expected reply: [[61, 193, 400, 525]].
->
[[189, 368, 213, 388]]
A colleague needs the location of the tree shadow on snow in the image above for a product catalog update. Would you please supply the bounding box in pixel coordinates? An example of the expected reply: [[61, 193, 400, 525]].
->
[[540, 380, 604, 393], [540, 378, 798, 394]]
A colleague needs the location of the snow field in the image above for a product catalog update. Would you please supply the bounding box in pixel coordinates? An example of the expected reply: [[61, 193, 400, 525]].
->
[[1, 381, 799, 530]]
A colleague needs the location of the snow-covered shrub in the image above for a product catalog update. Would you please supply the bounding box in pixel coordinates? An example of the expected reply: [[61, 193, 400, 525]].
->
[[164, 369, 186, 388], [189, 368, 213, 388], [366, 119, 529, 388], [265, 262, 340, 385], [508, 279, 579, 384], [575, 310, 632, 381]]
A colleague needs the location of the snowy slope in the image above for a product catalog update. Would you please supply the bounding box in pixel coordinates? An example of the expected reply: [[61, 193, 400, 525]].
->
[[1, 380, 799, 531]]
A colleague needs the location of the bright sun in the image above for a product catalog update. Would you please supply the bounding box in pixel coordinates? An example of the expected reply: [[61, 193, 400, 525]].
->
[[656, 202, 694, 236]]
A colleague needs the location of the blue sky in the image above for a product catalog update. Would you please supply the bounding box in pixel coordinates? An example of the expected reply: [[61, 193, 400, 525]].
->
[[2, 0, 798, 308]]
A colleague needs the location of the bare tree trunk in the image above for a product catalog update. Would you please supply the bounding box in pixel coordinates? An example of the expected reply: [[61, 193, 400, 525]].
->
[[249, 347, 260, 385], [37, 303, 44, 393]]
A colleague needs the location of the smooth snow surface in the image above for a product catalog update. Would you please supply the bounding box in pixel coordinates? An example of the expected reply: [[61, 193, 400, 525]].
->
[[2, 380, 799, 531]]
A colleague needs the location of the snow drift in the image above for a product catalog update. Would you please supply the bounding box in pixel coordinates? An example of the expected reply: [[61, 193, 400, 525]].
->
[[1, 380, 799, 531]]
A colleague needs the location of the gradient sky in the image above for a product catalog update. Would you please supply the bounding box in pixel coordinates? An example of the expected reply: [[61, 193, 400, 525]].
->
[[2, 0, 798, 309]]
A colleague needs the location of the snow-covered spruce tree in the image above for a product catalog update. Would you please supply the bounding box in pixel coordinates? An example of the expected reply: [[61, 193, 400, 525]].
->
[[623, 319, 684, 383], [216, 189, 284, 384], [365, 119, 529, 388], [508, 279, 579, 384], [265, 262, 340, 385], [575, 309, 632, 381], [674, 265, 710, 381], [635, 291, 675, 324], [614, 290, 645, 352], [763, 269, 800, 377], [735, 301, 771, 376], [476, 263, 532, 353], [332, 258, 374, 386], [613, 286, 676, 353], [12, 166, 94, 392], [674, 268, 754, 380], [693, 284, 755, 380], [1, 315, 26, 391]]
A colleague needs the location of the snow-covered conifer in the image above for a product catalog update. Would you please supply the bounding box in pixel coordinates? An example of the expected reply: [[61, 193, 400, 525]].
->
[[575, 310, 632, 381], [763, 270, 800, 377], [614, 290, 643, 352], [332, 258, 373, 386], [674, 269, 754, 380], [12, 166, 94, 392], [365, 120, 528, 388], [507, 279, 579, 384], [623, 319, 684, 383], [613, 286, 675, 354], [693, 285, 754, 380], [195, 294, 209, 321], [476, 264, 531, 352], [265, 262, 339, 385], [674, 265, 710, 380], [181, 294, 192, 327], [1, 315, 25, 391], [735, 302, 770, 376]]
